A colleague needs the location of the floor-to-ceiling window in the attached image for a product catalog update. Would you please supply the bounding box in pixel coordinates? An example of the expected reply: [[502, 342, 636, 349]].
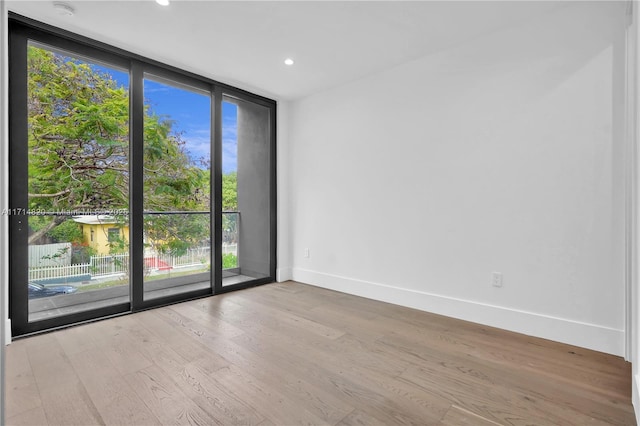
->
[[222, 96, 275, 286], [142, 74, 212, 301], [24, 42, 132, 323], [9, 16, 276, 337]]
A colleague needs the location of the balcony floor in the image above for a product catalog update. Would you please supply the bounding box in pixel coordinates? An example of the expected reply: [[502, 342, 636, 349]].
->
[[28, 274, 256, 322]]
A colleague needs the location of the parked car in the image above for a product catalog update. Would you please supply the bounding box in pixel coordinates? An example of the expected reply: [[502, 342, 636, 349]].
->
[[28, 281, 78, 299]]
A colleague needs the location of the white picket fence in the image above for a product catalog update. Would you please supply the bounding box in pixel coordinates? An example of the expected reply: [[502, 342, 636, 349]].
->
[[222, 243, 237, 256], [27, 246, 235, 282], [29, 263, 91, 281], [91, 253, 130, 277]]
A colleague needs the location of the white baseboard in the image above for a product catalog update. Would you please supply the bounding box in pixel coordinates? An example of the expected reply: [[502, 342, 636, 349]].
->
[[5, 318, 10, 345], [634, 374, 640, 425], [276, 267, 293, 283], [292, 267, 625, 356]]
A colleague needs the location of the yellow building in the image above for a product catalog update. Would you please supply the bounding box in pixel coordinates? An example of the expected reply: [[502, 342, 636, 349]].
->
[[73, 216, 129, 255]]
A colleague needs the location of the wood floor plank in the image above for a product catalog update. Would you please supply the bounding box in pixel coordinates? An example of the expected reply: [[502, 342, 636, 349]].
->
[[68, 348, 161, 425], [26, 334, 80, 391], [249, 283, 341, 314], [39, 379, 105, 426], [336, 409, 397, 426], [169, 302, 246, 338], [104, 339, 154, 376], [378, 330, 635, 424], [5, 281, 635, 426], [126, 313, 230, 376], [212, 364, 329, 425], [156, 305, 244, 351], [192, 336, 355, 424], [55, 320, 105, 356], [399, 360, 627, 425], [124, 364, 219, 425], [5, 341, 41, 419], [231, 291, 347, 340], [244, 322, 450, 422], [113, 315, 261, 424], [439, 405, 502, 426], [134, 309, 221, 363], [229, 322, 449, 424], [175, 360, 266, 425], [255, 417, 278, 426], [6, 406, 48, 426]]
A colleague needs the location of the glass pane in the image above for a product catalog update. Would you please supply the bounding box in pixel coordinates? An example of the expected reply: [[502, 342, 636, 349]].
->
[[222, 101, 239, 283], [222, 97, 271, 286], [143, 76, 211, 300], [27, 43, 130, 321]]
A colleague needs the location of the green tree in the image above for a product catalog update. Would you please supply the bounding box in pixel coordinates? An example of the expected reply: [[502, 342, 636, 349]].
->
[[222, 172, 238, 246], [45, 218, 84, 244], [28, 46, 129, 243], [27, 46, 210, 251], [222, 172, 237, 211]]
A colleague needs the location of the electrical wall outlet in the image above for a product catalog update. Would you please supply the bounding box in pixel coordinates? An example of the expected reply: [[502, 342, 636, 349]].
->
[[491, 272, 503, 288], [304, 248, 310, 258]]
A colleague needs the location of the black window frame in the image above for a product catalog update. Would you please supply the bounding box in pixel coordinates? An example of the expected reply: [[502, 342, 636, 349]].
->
[[8, 13, 277, 337]]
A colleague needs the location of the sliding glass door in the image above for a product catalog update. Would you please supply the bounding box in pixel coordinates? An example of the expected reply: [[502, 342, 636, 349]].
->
[[142, 75, 212, 300], [25, 42, 131, 322], [9, 17, 276, 337]]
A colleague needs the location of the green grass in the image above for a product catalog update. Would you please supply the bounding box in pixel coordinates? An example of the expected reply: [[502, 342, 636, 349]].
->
[[223, 253, 238, 269]]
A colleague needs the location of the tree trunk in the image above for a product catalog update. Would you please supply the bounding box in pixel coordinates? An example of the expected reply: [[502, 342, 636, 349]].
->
[[28, 216, 65, 245]]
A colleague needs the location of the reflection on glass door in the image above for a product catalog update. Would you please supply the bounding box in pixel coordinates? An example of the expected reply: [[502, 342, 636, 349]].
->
[[143, 76, 212, 300], [26, 42, 130, 322], [222, 96, 273, 287]]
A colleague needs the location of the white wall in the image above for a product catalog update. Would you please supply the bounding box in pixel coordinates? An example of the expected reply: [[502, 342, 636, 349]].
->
[[630, 1, 640, 421], [288, 2, 628, 356], [277, 101, 293, 282]]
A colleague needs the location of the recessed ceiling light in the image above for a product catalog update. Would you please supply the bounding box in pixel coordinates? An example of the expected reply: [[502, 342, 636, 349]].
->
[[53, 2, 74, 16], [156, 0, 170, 6], [284, 58, 294, 66]]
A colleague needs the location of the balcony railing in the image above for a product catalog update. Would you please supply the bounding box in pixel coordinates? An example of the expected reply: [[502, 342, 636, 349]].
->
[[29, 211, 240, 284]]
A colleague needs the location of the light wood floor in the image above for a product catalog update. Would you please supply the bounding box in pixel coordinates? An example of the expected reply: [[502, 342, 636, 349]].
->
[[5, 281, 635, 425]]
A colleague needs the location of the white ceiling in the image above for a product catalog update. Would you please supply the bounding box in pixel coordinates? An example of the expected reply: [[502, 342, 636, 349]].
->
[[7, 1, 566, 101]]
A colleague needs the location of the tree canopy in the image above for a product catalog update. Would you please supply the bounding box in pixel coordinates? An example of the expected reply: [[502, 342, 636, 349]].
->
[[28, 47, 130, 214], [27, 46, 234, 253]]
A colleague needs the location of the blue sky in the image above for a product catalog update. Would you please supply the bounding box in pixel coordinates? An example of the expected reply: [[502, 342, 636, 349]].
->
[[99, 65, 238, 174]]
